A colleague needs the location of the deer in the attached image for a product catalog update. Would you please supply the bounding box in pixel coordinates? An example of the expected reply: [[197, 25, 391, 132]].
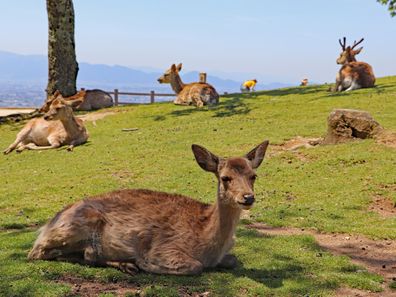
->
[[157, 63, 219, 107], [333, 37, 375, 92], [3, 98, 88, 154], [28, 140, 269, 275], [40, 89, 113, 112]]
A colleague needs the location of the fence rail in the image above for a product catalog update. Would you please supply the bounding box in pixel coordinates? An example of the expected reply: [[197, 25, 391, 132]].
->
[[102, 88, 229, 106]]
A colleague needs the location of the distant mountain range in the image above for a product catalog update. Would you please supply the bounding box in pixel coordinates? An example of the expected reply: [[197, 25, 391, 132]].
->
[[0, 51, 292, 107]]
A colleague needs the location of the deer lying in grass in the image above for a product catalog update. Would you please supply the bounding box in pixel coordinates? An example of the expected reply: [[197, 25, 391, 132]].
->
[[40, 89, 113, 112], [3, 98, 88, 154], [157, 63, 219, 107], [28, 140, 269, 275], [333, 37, 375, 92]]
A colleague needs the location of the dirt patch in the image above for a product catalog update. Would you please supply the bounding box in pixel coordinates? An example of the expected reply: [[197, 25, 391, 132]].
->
[[56, 275, 139, 297], [369, 196, 396, 218], [78, 111, 116, 122], [268, 136, 322, 161], [248, 223, 396, 296], [375, 131, 396, 149]]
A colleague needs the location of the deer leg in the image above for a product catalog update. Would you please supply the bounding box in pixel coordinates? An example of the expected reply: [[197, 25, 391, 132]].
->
[[136, 252, 203, 275], [104, 261, 139, 275], [22, 141, 61, 151], [345, 80, 361, 92], [3, 127, 31, 154], [217, 254, 238, 269]]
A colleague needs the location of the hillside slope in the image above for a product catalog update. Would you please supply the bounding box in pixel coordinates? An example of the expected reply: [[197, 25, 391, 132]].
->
[[0, 77, 395, 296]]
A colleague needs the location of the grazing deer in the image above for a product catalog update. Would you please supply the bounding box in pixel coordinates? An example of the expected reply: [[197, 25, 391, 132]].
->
[[157, 63, 219, 107], [333, 37, 375, 92], [28, 140, 269, 275], [3, 98, 88, 154], [40, 89, 113, 112]]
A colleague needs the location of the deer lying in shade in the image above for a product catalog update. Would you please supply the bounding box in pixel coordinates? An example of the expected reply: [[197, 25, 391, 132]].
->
[[28, 140, 269, 275], [333, 37, 375, 92], [3, 98, 88, 154], [40, 89, 113, 112]]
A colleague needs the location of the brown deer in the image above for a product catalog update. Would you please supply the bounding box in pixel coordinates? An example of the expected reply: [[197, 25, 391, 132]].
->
[[28, 140, 269, 275], [3, 98, 88, 154], [157, 63, 219, 107], [333, 37, 375, 92], [40, 89, 113, 112]]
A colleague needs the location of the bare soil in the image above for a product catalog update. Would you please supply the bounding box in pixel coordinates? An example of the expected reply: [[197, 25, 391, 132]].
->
[[376, 131, 396, 149], [78, 111, 117, 122], [248, 223, 396, 297], [369, 196, 396, 218], [57, 275, 139, 297]]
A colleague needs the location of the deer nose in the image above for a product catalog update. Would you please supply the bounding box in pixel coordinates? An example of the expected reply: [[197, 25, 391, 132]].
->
[[243, 194, 255, 205]]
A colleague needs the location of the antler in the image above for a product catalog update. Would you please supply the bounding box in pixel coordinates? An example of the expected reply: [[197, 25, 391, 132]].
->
[[338, 37, 346, 50], [351, 38, 364, 49]]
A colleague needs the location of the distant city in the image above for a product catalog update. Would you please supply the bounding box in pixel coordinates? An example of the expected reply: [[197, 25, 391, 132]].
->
[[0, 51, 292, 108]]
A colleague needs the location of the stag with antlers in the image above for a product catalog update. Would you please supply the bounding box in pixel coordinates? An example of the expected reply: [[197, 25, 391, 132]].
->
[[332, 37, 375, 92]]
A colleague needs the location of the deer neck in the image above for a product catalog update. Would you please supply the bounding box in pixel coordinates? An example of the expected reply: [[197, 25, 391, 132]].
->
[[59, 114, 82, 134], [170, 72, 185, 94], [206, 184, 242, 244]]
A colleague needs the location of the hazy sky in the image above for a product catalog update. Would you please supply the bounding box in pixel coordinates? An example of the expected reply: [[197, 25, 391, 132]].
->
[[0, 0, 394, 83]]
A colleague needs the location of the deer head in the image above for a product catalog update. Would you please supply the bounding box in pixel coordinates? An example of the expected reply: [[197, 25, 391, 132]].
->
[[40, 91, 83, 113], [192, 141, 269, 210], [157, 63, 183, 84], [336, 37, 364, 65], [43, 98, 74, 121]]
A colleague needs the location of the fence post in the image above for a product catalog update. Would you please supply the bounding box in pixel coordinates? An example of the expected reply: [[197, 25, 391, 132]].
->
[[199, 72, 207, 83], [150, 91, 155, 103], [114, 89, 119, 106]]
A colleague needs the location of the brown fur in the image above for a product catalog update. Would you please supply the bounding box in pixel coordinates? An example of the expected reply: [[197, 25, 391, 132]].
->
[[157, 63, 219, 107], [28, 141, 269, 275], [40, 89, 113, 112], [3, 98, 88, 154], [334, 37, 375, 92]]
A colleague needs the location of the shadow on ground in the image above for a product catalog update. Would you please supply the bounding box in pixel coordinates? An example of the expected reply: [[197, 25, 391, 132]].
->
[[152, 95, 254, 121]]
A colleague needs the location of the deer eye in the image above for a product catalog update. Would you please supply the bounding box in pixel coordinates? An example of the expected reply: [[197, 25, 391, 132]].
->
[[250, 174, 257, 181], [221, 176, 232, 182]]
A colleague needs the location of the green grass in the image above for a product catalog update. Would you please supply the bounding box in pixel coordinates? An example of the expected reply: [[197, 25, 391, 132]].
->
[[1, 76, 395, 296]]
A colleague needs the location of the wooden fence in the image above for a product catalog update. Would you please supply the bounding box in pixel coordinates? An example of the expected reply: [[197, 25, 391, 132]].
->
[[101, 89, 229, 106], [107, 89, 175, 105]]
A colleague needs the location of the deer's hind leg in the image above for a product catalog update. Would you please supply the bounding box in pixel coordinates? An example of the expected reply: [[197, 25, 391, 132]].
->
[[3, 125, 32, 154], [28, 203, 107, 266]]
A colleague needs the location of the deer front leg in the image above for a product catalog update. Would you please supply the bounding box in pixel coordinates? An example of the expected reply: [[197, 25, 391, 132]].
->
[[136, 251, 203, 275], [217, 254, 238, 269], [105, 261, 139, 275]]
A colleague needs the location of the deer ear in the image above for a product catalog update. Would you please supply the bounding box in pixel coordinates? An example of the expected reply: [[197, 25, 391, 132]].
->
[[66, 99, 83, 109], [177, 63, 182, 71], [353, 47, 363, 55], [245, 140, 269, 169], [171, 64, 177, 72], [192, 144, 219, 173]]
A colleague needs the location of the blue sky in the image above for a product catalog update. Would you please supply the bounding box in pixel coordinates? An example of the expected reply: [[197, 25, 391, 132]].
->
[[0, 0, 394, 83]]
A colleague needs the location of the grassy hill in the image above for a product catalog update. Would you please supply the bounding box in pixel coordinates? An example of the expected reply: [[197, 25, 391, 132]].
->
[[0, 76, 395, 296]]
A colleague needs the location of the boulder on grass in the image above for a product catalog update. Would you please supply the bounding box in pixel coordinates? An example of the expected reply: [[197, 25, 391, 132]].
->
[[323, 109, 383, 144]]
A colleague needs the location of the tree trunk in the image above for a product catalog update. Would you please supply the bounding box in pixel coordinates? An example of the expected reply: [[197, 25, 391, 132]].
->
[[46, 0, 78, 98]]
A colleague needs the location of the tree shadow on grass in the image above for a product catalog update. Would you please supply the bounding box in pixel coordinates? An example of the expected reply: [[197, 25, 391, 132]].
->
[[1, 227, 367, 296], [152, 95, 253, 121], [261, 85, 327, 97]]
